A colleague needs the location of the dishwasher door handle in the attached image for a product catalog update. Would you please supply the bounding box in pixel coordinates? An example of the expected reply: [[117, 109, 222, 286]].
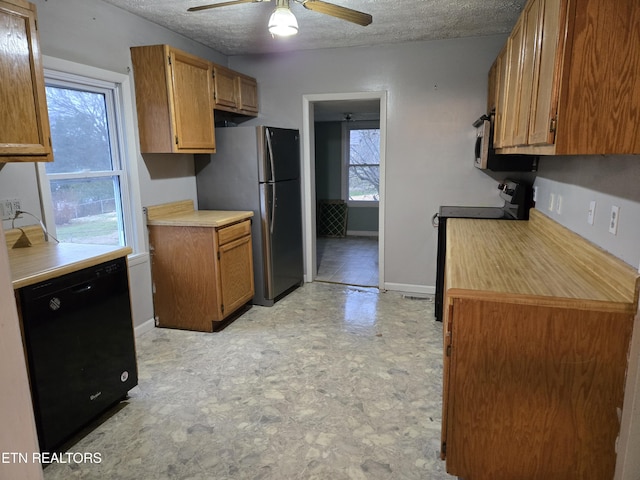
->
[[72, 283, 93, 294]]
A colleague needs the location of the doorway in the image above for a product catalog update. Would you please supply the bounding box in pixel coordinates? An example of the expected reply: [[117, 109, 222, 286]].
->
[[302, 92, 387, 289]]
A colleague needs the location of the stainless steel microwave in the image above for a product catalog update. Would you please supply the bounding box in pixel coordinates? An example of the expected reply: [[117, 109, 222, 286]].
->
[[473, 114, 539, 172]]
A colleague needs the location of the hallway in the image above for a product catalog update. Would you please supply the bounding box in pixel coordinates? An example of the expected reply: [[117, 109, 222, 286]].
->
[[316, 236, 379, 287]]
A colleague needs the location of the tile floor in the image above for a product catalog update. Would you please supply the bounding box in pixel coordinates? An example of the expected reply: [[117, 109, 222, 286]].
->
[[43, 282, 454, 480], [316, 236, 379, 287]]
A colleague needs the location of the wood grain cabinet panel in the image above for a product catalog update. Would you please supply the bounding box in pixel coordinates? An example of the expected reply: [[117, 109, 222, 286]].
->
[[501, 16, 525, 148], [493, 0, 640, 155], [237, 75, 258, 114], [492, 45, 509, 149], [212, 64, 238, 110], [512, 0, 541, 146], [527, 0, 563, 146], [0, 0, 52, 162], [130, 44, 216, 154]]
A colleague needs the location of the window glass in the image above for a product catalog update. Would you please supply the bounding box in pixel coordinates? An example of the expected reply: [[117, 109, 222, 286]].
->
[[45, 87, 113, 173], [346, 126, 380, 202], [44, 81, 127, 246]]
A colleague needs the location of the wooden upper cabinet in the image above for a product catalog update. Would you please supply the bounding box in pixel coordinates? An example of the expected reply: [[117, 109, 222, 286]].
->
[[501, 18, 524, 148], [130, 45, 216, 154], [212, 64, 238, 110], [493, 45, 509, 149], [494, 0, 640, 155], [212, 63, 258, 116], [237, 75, 258, 114], [487, 59, 498, 114], [527, 0, 562, 146], [512, 0, 542, 146], [0, 0, 53, 162]]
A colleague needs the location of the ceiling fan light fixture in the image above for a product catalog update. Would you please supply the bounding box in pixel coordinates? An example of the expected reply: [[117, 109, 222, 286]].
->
[[268, 1, 298, 37]]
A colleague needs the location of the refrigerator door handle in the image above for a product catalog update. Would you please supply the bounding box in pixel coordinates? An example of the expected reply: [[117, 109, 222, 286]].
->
[[261, 183, 274, 300], [265, 127, 276, 182], [270, 183, 276, 235]]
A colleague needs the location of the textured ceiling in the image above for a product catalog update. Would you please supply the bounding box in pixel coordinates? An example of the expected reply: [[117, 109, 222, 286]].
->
[[101, 0, 525, 56]]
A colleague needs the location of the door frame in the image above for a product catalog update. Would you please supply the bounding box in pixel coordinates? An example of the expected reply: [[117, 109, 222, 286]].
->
[[301, 91, 387, 288]]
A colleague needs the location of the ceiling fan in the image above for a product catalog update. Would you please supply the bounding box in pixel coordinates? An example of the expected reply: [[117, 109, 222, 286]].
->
[[187, 0, 373, 37]]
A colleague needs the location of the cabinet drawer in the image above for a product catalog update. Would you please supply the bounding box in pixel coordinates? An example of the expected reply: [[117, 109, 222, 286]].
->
[[217, 220, 251, 246]]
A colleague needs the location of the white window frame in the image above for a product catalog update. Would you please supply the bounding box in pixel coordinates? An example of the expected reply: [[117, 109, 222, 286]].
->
[[37, 57, 145, 259], [341, 120, 381, 208]]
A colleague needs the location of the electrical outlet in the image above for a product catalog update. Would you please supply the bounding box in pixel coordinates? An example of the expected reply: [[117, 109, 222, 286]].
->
[[1, 198, 21, 220], [548, 193, 556, 212], [609, 205, 620, 235], [587, 200, 596, 225], [556, 195, 563, 215]]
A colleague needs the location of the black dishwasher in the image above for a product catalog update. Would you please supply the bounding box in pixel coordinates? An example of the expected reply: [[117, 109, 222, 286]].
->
[[19, 256, 138, 452]]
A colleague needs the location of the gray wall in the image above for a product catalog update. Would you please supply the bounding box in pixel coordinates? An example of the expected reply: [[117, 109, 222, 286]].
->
[[533, 155, 640, 269], [314, 122, 379, 235], [314, 122, 342, 200], [230, 36, 509, 290]]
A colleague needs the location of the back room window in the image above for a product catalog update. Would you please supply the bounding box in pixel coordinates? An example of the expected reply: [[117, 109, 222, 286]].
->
[[343, 121, 380, 204]]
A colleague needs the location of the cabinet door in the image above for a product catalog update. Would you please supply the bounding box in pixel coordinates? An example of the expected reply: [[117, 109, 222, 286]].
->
[[237, 75, 258, 114], [528, 0, 563, 145], [501, 17, 525, 147], [512, 0, 542, 146], [212, 64, 238, 110], [445, 297, 630, 479], [493, 45, 509, 148], [149, 225, 219, 332], [218, 234, 254, 317], [168, 49, 215, 151], [0, 0, 52, 162]]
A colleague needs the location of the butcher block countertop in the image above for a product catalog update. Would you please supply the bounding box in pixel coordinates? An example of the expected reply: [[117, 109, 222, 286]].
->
[[6, 225, 131, 290], [446, 209, 639, 314], [145, 199, 253, 227]]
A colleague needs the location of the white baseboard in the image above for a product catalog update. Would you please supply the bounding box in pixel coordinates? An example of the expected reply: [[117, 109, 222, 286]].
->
[[383, 282, 435, 296], [134, 317, 155, 337]]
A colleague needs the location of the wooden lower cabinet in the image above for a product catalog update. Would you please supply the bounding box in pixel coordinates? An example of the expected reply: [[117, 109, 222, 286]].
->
[[441, 211, 639, 480], [148, 219, 254, 332], [443, 298, 632, 480]]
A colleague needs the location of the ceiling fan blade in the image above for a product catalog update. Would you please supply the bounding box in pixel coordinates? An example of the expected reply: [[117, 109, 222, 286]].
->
[[301, 0, 372, 26], [187, 0, 261, 13]]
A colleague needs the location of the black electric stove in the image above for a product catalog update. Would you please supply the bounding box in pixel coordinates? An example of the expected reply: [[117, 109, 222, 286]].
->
[[433, 180, 532, 321]]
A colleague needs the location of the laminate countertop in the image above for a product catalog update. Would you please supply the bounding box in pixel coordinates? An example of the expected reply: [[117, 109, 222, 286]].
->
[[446, 209, 639, 313], [6, 226, 131, 290], [145, 199, 253, 228], [145, 210, 253, 228]]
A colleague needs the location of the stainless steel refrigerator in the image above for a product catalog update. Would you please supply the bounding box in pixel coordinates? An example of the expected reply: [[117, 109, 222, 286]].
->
[[195, 126, 304, 306]]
